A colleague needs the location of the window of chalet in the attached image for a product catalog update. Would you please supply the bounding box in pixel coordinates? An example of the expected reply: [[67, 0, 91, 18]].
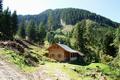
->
[[73, 53, 77, 57], [51, 54, 55, 57], [73, 53, 75, 57], [73, 53, 74, 57], [71, 53, 77, 57], [71, 53, 73, 57], [58, 54, 62, 58], [56, 46, 59, 48]]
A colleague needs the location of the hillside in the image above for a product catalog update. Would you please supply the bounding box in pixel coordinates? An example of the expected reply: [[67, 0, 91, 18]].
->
[[1, 0, 120, 79], [0, 41, 119, 80], [18, 8, 120, 31]]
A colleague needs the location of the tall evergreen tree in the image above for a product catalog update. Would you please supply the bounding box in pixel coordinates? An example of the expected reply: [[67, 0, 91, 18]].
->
[[0, 0, 2, 38], [112, 27, 120, 67], [114, 27, 120, 53], [38, 23, 46, 43], [11, 11, 18, 36], [1, 8, 12, 39], [75, 20, 86, 52], [46, 31, 55, 44], [17, 19, 26, 39], [0, 0, 2, 13], [35, 23, 46, 43], [47, 12, 54, 31], [26, 20, 36, 41], [0, 2, 18, 40]]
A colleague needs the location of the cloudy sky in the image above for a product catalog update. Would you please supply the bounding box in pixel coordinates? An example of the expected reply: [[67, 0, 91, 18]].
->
[[3, 0, 120, 22]]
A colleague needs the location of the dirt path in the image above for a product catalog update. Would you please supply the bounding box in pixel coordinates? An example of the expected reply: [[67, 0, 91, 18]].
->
[[0, 59, 28, 80], [31, 65, 71, 80], [54, 69, 70, 80], [0, 58, 71, 80]]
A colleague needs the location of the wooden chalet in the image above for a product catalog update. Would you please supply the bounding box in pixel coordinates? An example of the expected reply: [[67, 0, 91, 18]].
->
[[47, 43, 84, 62]]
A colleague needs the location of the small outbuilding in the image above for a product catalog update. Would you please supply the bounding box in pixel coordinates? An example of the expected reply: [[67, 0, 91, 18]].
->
[[47, 43, 84, 62]]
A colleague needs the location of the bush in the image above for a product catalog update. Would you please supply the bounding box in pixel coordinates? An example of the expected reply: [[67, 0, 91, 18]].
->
[[101, 54, 113, 63]]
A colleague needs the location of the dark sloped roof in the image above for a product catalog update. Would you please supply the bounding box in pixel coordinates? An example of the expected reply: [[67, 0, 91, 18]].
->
[[57, 43, 84, 56]]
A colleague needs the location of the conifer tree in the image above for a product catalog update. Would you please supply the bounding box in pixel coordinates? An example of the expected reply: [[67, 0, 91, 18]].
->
[[17, 19, 26, 39], [26, 20, 36, 41], [1, 8, 11, 39], [11, 11, 18, 36], [114, 27, 120, 53], [0, 0, 2, 13], [47, 12, 53, 31], [75, 20, 86, 52]]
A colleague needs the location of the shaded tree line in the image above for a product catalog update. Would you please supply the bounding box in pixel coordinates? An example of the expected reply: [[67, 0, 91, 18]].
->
[[0, 0, 18, 40], [17, 20, 46, 44], [72, 19, 119, 65]]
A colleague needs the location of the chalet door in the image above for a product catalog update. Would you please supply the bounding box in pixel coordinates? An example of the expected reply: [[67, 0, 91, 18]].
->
[[64, 51, 70, 61]]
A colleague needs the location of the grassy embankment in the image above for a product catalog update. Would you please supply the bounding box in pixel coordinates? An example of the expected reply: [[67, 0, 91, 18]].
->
[[0, 42, 119, 80], [42, 62, 119, 80]]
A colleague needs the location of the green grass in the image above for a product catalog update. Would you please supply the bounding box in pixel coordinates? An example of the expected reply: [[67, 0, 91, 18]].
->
[[85, 63, 120, 80], [87, 63, 110, 72], [60, 63, 82, 80], [42, 62, 81, 80], [42, 62, 96, 80], [0, 45, 52, 73], [0, 46, 119, 80], [86, 63, 120, 76], [29, 45, 48, 56], [0, 48, 39, 73], [42, 62, 120, 80]]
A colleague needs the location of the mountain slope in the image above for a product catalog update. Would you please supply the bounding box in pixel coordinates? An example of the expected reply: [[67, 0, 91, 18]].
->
[[18, 8, 120, 30]]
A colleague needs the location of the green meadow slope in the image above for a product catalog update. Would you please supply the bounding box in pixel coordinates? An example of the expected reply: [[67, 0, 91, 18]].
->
[[0, 41, 119, 80]]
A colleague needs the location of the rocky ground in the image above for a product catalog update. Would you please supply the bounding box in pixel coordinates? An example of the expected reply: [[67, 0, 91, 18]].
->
[[31, 65, 71, 80], [0, 58, 71, 80], [0, 59, 27, 80]]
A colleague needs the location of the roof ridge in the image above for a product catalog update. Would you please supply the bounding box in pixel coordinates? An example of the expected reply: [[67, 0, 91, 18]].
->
[[57, 43, 84, 56]]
